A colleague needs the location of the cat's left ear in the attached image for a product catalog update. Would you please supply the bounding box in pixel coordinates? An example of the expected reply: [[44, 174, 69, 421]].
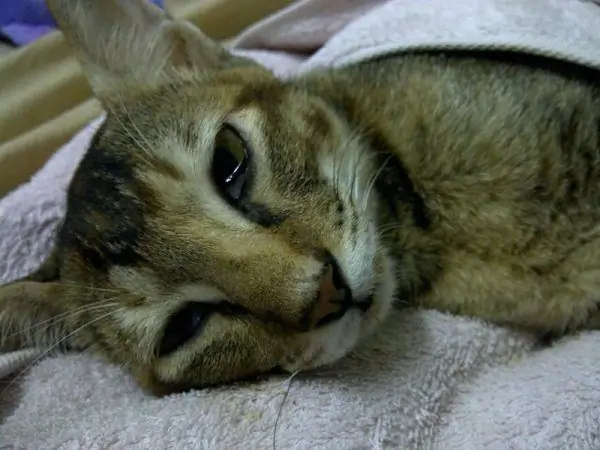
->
[[45, 0, 252, 99]]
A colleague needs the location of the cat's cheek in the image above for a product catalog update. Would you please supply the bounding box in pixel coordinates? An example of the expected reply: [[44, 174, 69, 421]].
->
[[360, 249, 397, 337]]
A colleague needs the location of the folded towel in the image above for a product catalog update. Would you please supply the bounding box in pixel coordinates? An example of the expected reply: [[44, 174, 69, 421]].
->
[[2, 0, 600, 448]]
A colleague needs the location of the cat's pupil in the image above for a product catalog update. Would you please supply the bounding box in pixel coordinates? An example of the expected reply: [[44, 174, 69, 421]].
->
[[214, 146, 243, 184], [211, 126, 249, 200], [158, 303, 210, 357]]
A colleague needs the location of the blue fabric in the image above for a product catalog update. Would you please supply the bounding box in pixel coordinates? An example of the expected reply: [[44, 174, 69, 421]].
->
[[0, 0, 165, 46]]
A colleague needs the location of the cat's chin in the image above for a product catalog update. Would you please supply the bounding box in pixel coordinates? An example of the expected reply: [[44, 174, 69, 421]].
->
[[280, 249, 396, 373]]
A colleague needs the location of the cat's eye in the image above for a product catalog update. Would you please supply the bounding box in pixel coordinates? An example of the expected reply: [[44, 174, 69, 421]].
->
[[158, 302, 211, 357], [211, 125, 249, 201]]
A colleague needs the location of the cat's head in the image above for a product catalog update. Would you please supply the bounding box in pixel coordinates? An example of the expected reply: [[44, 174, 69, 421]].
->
[[0, 0, 396, 395]]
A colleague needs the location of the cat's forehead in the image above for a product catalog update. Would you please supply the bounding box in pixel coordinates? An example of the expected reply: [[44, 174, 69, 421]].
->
[[102, 74, 341, 194]]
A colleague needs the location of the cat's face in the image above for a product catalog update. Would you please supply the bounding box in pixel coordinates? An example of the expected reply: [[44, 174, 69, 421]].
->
[[0, 0, 395, 394]]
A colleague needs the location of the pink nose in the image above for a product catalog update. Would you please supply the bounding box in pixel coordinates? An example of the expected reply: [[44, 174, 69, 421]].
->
[[306, 260, 351, 329]]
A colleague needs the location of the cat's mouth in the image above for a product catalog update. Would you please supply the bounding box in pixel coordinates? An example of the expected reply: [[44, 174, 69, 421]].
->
[[281, 254, 395, 374], [271, 222, 397, 375]]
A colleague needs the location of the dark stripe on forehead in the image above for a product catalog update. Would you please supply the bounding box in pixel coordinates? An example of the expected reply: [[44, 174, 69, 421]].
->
[[58, 121, 151, 271]]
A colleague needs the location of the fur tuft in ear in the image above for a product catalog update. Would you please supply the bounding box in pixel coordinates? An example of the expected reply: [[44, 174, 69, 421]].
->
[[45, 0, 243, 99]]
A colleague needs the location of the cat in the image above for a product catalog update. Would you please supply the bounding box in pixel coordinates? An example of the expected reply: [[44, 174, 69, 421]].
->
[[1, 0, 599, 396]]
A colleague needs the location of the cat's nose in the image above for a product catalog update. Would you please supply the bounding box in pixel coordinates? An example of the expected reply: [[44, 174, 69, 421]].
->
[[306, 256, 354, 329]]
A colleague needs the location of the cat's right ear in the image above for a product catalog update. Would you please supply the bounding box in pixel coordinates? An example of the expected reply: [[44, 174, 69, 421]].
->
[[45, 0, 250, 101]]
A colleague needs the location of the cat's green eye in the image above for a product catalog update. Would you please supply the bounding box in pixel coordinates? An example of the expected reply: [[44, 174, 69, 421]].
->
[[211, 125, 249, 201]]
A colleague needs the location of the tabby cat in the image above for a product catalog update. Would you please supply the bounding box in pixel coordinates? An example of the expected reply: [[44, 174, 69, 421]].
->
[[1, 0, 599, 395]]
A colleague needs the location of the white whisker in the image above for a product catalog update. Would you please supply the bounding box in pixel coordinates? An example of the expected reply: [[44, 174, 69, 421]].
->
[[0, 307, 125, 397], [272, 370, 299, 450], [4, 300, 118, 343], [362, 154, 392, 214]]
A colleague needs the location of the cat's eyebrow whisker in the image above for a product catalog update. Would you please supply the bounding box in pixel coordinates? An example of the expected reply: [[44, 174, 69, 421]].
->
[[335, 131, 360, 193], [335, 131, 364, 208], [0, 307, 126, 397], [377, 222, 404, 234], [348, 143, 365, 208], [331, 135, 347, 202], [331, 139, 342, 200], [362, 154, 392, 214], [345, 121, 376, 204], [352, 144, 374, 210], [107, 102, 155, 159], [124, 107, 157, 158]]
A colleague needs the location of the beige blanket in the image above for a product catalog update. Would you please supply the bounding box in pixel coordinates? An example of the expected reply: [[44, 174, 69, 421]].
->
[[2, 0, 600, 448]]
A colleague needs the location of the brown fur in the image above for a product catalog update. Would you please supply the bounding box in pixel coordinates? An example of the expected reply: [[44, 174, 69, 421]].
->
[[1, 0, 600, 395]]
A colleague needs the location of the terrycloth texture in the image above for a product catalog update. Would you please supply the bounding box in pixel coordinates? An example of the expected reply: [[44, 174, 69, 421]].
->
[[2, 0, 600, 447]]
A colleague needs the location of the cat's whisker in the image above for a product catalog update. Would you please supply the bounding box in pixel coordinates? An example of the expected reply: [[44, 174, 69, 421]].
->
[[272, 370, 299, 450], [40, 281, 122, 294], [3, 300, 119, 343], [0, 307, 126, 397]]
